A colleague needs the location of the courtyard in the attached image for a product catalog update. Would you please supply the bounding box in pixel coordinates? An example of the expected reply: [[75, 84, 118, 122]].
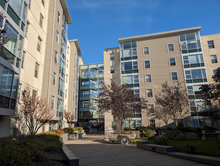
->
[[65, 134, 210, 166]]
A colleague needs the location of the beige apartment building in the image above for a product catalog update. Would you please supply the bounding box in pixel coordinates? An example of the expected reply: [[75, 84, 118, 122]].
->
[[0, 0, 82, 137], [100, 27, 220, 132]]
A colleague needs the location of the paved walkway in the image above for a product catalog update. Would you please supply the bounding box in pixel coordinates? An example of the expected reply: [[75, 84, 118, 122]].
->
[[65, 134, 210, 166]]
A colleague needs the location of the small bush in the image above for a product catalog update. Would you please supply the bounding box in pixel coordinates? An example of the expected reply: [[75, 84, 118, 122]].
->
[[145, 129, 154, 138], [123, 127, 129, 131], [178, 127, 201, 132], [39, 129, 65, 137], [63, 128, 74, 134], [72, 127, 83, 131], [136, 126, 158, 132], [183, 144, 197, 153], [152, 136, 168, 145]]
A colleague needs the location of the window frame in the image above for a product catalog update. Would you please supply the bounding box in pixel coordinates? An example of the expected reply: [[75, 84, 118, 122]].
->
[[144, 60, 150, 68], [41, 0, 45, 6], [146, 89, 153, 98], [168, 44, 174, 52], [210, 55, 218, 63], [171, 72, 178, 81], [110, 53, 114, 60], [110, 66, 115, 73], [56, 31, 59, 43], [39, 13, 43, 28], [143, 47, 149, 55], [34, 62, 39, 78], [169, 57, 176, 66], [52, 95, 55, 110], [145, 74, 152, 83], [53, 72, 56, 85], [37, 37, 42, 52], [208, 40, 215, 49]]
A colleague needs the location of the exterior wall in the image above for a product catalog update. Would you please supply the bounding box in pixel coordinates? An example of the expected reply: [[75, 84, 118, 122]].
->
[[201, 34, 220, 129], [137, 35, 191, 128], [103, 48, 120, 133], [0, 0, 28, 136]]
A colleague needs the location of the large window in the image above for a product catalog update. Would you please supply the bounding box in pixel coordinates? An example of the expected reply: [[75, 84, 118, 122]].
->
[[185, 69, 207, 83], [0, 64, 13, 97], [183, 54, 204, 68], [3, 21, 18, 55], [58, 78, 64, 97], [120, 41, 137, 61], [121, 74, 139, 87], [179, 32, 202, 54], [145, 75, 151, 82], [121, 61, 138, 74], [187, 85, 204, 99]]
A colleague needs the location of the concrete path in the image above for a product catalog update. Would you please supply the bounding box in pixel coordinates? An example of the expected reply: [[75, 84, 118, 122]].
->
[[65, 134, 210, 166]]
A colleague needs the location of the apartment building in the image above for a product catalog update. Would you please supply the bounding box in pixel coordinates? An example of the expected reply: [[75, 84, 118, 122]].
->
[[79, 27, 220, 133], [0, 0, 28, 137], [0, 0, 82, 137]]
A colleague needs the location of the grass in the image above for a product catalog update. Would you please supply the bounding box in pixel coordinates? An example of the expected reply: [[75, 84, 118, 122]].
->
[[130, 139, 220, 156]]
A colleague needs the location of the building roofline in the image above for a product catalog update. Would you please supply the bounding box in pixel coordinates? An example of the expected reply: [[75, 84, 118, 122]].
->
[[118, 27, 201, 42], [69, 39, 82, 56], [104, 47, 119, 50], [60, 0, 72, 24]]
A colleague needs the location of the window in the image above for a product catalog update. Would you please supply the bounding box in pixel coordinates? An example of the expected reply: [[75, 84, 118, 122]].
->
[[66, 74, 68, 83], [150, 119, 155, 128], [133, 89, 140, 98], [57, 12, 60, 23], [82, 101, 89, 107], [185, 69, 207, 84], [37, 37, 42, 52], [55, 51, 57, 63], [53, 72, 56, 85], [41, 0, 45, 6], [169, 58, 176, 66], [145, 61, 150, 68], [179, 32, 202, 54], [52, 96, 55, 109], [120, 41, 137, 60], [208, 40, 215, 48], [168, 44, 174, 52], [34, 62, 39, 78], [21, 51, 25, 68], [39, 13, 43, 28], [213, 70, 217, 75], [171, 72, 178, 80], [121, 61, 138, 74], [56, 31, 59, 42], [145, 75, 151, 82], [121, 74, 139, 86], [110, 66, 115, 73], [210, 55, 217, 63], [147, 89, 153, 98], [110, 54, 114, 60], [148, 104, 154, 113], [143, 47, 149, 54], [183, 54, 204, 68], [82, 91, 89, 96]]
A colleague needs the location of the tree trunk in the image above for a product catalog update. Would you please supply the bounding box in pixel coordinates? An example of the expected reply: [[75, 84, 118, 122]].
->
[[120, 120, 123, 134], [165, 122, 168, 129]]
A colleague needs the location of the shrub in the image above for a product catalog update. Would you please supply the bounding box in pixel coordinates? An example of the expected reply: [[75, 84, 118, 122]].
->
[[0, 135, 64, 166], [183, 144, 197, 153], [178, 134, 185, 140], [39, 129, 65, 137], [136, 126, 158, 132], [63, 128, 74, 134], [145, 129, 154, 138], [72, 127, 83, 131], [123, 127, 129, 131], [152, 136, 168, 145], [178, 127, 201, 132]]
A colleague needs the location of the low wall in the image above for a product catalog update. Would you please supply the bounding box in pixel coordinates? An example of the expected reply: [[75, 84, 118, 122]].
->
[[59, 133, 69, 144]]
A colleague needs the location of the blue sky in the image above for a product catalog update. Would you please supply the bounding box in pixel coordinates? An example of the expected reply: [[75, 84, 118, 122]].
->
[[66, 0, 220, 65]]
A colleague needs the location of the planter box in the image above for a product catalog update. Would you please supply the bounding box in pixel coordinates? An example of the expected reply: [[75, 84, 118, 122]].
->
[[137, 141, 149, 149]]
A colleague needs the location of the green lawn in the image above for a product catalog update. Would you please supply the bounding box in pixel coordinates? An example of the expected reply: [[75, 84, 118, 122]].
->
[[130, 139, 220, 156]]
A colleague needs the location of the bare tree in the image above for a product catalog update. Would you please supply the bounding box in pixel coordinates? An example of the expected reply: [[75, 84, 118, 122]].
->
[[155, 81, 190, 131], [152, 106, 170, 129], [97, 81, 148, 133], [64, 110, 75, 128], [18, 89, 54, 135]]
